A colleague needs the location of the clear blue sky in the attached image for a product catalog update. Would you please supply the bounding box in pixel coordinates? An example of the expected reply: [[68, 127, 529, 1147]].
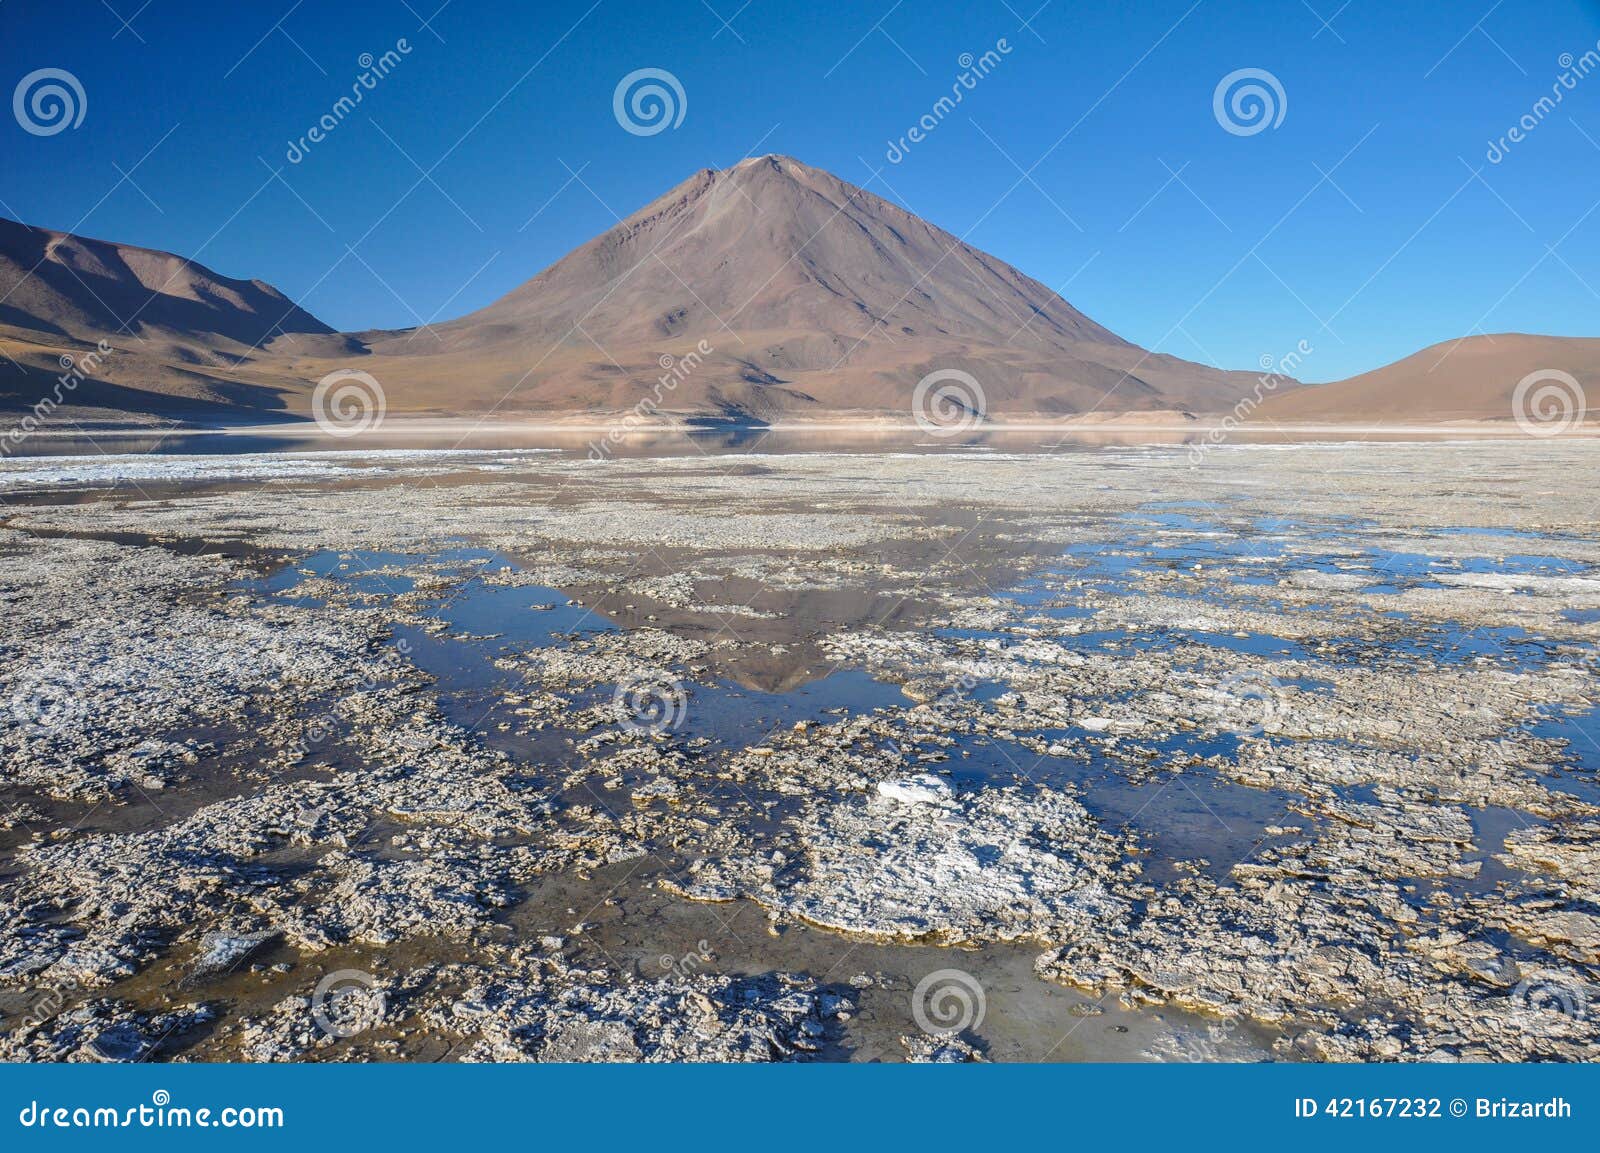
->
[[3, 0, 1597, 381]]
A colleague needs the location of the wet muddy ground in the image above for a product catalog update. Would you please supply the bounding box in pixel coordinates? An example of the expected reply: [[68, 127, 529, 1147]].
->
[[0, 437, 1596, 1062]]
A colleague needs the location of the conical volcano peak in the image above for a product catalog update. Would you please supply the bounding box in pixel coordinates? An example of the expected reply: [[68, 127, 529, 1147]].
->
[[1, 156, 1307, 424], [434, 155, 1128, 357]]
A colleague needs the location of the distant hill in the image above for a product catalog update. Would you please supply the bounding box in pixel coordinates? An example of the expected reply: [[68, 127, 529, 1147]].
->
[[1257, 333, 1600, 426], [0, 216, 338, 420], [0, 216, 331, 346]]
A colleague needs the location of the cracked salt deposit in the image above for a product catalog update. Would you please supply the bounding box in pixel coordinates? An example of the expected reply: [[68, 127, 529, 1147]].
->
[[1, 437, 1597, 1062]]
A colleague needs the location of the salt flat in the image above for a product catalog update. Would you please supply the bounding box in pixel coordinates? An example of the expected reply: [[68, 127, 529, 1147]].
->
[[0, 438, 1595, 1062]]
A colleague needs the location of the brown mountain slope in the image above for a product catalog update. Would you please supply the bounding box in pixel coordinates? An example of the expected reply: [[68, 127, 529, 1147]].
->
[[0, 216, 339, 419], [427, 155, 1127, 350], [1258, 334, 1600, 425], [0, 159, 1291, 423], [5, 157, 1590, 428], [0, 216, 332, 348], [338, 155, 1282, 420]]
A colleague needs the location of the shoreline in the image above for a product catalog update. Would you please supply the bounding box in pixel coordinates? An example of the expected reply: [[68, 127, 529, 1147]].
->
[[10, 414, 1600, 441]]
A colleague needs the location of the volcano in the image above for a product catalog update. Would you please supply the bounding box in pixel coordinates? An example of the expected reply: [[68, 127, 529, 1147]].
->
[[2, 155, 1591, 428]]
